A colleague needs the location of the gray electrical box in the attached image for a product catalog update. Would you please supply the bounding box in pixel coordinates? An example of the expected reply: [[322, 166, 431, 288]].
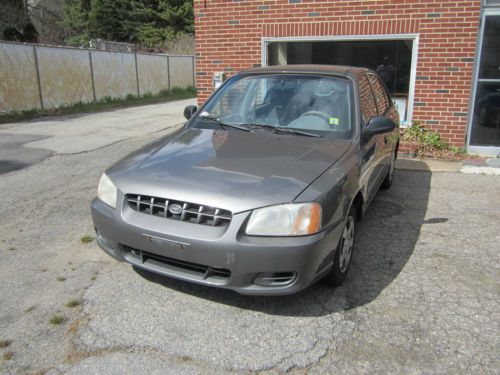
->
[[213, 72, 226, 89]]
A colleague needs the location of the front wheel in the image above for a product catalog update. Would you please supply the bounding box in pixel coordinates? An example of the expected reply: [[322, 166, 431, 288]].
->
[[322, 206, 356, 287]]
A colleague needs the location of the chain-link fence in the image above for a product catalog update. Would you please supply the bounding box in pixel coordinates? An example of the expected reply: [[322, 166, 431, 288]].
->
[[0, 40, 196, 113]]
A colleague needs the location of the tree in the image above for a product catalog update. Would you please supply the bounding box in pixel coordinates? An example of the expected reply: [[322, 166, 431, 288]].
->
[[62, 0, 92, 45], [158, 0, 193, 35], [62, 0, 193, 48], [88, 0, 144, 42], [1, 0, 39, 43]]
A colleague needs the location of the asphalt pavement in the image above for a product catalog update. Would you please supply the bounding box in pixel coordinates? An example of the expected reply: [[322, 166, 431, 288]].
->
[[0, 134, 53, 174], [0, 101, 498, 374]]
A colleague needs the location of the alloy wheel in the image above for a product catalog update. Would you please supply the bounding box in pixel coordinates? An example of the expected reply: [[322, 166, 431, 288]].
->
[[339, 215, 355, 273]]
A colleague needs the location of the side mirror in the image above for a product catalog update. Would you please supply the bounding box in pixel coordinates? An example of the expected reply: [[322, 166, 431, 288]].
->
[[364, 116, 396, 138], [183, 105, 198, 120]]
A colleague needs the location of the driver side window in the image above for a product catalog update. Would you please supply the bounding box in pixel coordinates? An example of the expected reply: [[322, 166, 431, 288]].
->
[[358, 74, 378, 126]]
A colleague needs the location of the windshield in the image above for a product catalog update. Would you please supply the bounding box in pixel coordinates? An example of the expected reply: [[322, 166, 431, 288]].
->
[[190, 74, 353, 139]]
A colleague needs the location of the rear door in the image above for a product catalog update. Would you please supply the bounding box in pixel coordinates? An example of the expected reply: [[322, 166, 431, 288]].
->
[[358, 73, 385, 200]]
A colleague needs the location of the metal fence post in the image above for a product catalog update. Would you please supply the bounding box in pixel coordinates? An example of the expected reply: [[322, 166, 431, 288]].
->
[[134, 51, 140, 96], [191, 56, 195, 88], [166, 55, 171, 91], [89, 51, 97, 102], [32, 45, 44, 110]]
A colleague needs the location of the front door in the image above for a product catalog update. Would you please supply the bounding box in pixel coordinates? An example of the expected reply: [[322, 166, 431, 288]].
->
[[469, 11, 500, 155]]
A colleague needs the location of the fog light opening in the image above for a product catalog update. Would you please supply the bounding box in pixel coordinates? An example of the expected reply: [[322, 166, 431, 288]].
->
[[95, 229, 114, 250], [254, 272, 297, 287]]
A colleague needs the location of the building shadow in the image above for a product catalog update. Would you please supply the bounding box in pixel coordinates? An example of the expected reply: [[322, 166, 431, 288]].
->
[[134, 163, 435, 317]]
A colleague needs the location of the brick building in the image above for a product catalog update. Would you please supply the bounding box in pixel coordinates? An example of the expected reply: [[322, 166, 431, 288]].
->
[[194, 0, 500, 155]]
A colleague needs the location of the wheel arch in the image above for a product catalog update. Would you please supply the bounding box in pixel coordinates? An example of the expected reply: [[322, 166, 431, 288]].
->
[[350, 190, 365, 221]]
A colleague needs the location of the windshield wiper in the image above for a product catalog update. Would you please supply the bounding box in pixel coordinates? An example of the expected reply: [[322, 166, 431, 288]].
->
[[245, 123, 323, 138], [199, 115, 250, 132]]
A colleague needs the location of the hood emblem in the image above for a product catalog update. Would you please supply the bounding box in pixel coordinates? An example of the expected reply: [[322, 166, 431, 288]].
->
[[168, 203, 183, 215]]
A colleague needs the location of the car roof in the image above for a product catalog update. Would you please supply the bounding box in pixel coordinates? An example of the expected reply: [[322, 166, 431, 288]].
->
[[240, 64, 369, 78]]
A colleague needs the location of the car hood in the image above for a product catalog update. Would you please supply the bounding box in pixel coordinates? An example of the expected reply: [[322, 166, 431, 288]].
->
[[108, 127, 350, 213]]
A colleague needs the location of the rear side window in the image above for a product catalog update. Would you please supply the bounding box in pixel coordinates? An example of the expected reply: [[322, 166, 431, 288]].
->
[[358, 74, 378, 123], [367, 74, 390, 115]]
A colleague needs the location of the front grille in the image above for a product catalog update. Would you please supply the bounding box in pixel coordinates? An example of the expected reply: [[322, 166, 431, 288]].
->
[[126, 194, 232, 227], [122, 245, 231, 282]]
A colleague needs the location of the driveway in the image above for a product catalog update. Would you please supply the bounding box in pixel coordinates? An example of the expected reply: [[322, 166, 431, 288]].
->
[[0, 101, 499, 374], [0, 98, 196, 173]]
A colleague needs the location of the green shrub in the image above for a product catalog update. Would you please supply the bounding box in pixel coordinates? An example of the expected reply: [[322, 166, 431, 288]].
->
[[401, 122, 465, 158]]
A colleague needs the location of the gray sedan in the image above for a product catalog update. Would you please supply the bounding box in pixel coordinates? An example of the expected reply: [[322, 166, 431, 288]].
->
[[91, 65, 400, 295]]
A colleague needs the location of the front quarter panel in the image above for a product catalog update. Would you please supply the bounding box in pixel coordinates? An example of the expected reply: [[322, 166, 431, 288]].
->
[[294, 145, 361, 233]]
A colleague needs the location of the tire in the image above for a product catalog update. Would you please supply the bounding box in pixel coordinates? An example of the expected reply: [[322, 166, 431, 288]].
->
[[322, 206, 356, 287], [381, 149, 396, 190]]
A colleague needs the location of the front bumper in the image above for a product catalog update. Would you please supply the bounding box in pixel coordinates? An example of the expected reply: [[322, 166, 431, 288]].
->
[[91, 196, 343, 295]]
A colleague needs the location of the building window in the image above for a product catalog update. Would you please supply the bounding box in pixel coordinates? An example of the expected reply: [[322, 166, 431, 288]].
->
[[267, 39, 413, 123], [469, 14, 500, 148]]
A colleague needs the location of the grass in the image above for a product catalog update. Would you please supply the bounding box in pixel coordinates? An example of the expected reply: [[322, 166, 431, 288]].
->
[[25, 306, 36, 313], [8, 247, 15, 251], [80, 235, 94, 244], [0, 340, 11, 348], [0, 87, 196, 124], [65, 299, 81, 308], [90, 276, 97, 281], [49, 314, 65, 325], [56, 276, 66, 282], [2, 351, 13, 361]]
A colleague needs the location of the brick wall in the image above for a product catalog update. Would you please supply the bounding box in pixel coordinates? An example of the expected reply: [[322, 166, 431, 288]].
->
[[194, 0, 482, 146]]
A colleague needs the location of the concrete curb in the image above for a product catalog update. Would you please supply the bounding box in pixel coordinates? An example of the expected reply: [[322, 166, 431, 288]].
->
[[397, 157, 500, 175], [460, 165, 500, 176], [396, 158, 461, 172]]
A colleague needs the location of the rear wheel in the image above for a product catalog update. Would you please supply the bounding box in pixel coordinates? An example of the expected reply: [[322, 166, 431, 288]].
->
[[322, 206, 356, 286]]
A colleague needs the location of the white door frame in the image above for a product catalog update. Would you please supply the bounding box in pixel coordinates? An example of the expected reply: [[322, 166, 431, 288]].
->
[[261, 34, 419, 127], [466, 7, 500, 156]]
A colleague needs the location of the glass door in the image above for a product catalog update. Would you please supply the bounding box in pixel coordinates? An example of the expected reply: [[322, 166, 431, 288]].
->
[[469, 11, 500, 154]]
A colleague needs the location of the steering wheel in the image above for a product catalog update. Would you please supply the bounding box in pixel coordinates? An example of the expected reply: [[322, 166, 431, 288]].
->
[[298, 111, 337, 129]]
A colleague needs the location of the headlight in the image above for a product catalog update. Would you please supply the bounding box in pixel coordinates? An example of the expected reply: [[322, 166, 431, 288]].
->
[[245, 203, 322, 236], [97, 173, 117, 209]]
